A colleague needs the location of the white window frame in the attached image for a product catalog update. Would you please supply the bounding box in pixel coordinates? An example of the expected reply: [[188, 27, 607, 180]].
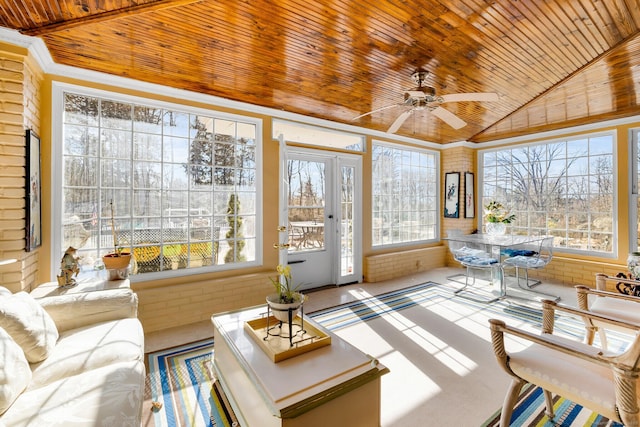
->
[[371, 140, 440, 248], [630, 128, 640, 253], [50, 82, 263, 281], [478, 131, 617, 257]]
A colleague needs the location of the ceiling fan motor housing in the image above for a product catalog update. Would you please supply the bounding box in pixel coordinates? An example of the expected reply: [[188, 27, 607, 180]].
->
[[404, 86, 440, 108]]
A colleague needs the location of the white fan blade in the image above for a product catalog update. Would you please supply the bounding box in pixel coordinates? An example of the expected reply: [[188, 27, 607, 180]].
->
[[440, 92, 499, 103], [387, 110, 413, 134], [352, 103, 400, 120], [432, 106, 467, 129]]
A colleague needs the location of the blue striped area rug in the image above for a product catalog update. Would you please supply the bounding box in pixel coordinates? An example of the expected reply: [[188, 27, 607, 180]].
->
[[146, 282, 628, 427], [147, 339, 239, 427], [482, 384, 623, 427]]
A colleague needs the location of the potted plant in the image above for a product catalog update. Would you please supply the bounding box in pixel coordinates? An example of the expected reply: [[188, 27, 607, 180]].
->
[[266, 264, 305, 323], [484, 201, 516, 235], [102, 200, 132, 273]]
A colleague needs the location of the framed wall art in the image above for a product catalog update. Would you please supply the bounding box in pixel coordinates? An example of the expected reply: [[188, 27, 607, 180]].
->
[[26, 129, 41, 252], [444, 172, 460, 218], [464, 172, 475, 218]]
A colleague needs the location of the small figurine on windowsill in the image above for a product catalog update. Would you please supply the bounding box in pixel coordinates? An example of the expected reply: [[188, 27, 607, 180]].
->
[[56, 246, 80, 288]]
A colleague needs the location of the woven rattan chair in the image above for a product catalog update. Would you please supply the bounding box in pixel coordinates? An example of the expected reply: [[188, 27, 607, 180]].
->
[[490, 299, 640, 427], [576, 273, 640, 350]]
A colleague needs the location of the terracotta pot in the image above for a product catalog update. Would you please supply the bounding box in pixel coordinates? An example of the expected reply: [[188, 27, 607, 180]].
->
[[102, 253, 132, 270], [266, 292, 305, 323]]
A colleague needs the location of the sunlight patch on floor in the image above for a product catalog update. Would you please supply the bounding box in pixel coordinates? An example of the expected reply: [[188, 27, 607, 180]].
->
[[334, 321, 394, 356], [376, 351, 440, 427], [349, 288, 478, 376]]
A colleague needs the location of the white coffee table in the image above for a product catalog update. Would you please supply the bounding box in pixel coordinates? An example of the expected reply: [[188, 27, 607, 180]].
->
[[211, 305, 389, 427]]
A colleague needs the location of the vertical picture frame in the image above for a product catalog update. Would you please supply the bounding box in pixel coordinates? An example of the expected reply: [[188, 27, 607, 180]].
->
[[464, 172, 475, 218], [444, 172, 460, 218], [26, 129, 41, 252]]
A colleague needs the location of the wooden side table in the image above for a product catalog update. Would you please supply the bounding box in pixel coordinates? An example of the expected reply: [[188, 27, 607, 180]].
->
[[30, 277, 130, 299]]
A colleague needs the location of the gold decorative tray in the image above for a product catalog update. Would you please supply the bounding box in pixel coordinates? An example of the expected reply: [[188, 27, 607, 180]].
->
[[244, 316, 331, 363]]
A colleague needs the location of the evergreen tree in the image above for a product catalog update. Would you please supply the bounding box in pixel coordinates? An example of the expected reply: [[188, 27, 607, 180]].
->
[[224, 194, 246, 263]]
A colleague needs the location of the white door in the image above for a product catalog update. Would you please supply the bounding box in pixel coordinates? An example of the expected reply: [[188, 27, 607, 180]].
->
[[281, 147, 361, 290]]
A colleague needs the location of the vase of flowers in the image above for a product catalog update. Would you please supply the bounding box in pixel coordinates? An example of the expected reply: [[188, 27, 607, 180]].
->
[[484, 201, 516, 236], [266, 264, 305, 323]]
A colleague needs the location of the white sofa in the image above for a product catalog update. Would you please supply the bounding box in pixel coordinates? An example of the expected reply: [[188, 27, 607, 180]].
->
[[0, 286, 145, 426]]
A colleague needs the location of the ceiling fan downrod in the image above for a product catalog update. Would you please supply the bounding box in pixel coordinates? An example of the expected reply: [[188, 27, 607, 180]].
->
[[408, 69, 439, 103]]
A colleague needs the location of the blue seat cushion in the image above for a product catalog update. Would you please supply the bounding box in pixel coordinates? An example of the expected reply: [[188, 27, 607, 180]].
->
[[459, 255, 499, 266], [501, 249, 537, 257], [503, 255, 546, 268]]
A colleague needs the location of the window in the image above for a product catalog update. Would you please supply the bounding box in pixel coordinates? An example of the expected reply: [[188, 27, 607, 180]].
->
[[480, 133, 615, 254], [371, 142, 438, 246], [55, 85, 260, 278], [632, 129, 640, 252]]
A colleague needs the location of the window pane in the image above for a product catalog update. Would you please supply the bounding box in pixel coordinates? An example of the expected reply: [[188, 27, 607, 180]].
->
[[65, 94, 99, 126], [481, 133, 615, 254], [61, 90, 259, 276], [101, 100, 132, 130], [372, 142, 438, 247]]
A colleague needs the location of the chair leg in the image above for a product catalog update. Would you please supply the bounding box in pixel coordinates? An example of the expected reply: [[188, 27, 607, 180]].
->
[[453, 266, 472, 294], [454, 266, 501, 303], [542, 388, 555, 420], [598, 328, 609, 350], [616, 373, 640, 427], [511, 267, 561, 302], [522, 268, 542, 288], [500, 379, 526, 427]]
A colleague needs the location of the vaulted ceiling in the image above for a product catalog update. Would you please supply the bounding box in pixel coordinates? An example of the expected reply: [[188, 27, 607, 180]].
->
[[1, 0, 640, 144]]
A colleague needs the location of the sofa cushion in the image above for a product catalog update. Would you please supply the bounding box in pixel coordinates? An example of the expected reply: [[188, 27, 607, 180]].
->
[[2, 360, 145, 427], [0, 292, 58, 363], [37, 288, 138, 333], [28, 317, 144, 390], [0, 327, 32, 415]]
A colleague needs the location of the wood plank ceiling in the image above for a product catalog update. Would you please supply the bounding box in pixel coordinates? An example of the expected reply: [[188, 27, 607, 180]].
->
[[1, 0, 639, 144]]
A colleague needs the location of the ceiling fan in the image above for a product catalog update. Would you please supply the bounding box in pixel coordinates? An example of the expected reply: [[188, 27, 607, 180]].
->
[[353, 70, 499, 133]]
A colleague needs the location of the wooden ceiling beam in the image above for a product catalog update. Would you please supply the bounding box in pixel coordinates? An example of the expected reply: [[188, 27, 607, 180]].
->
[[21, 0, 204, 36]]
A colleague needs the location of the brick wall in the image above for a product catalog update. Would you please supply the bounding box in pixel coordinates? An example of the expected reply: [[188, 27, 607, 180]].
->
[[521, 256, 625, 288], [134, 271, 274, 333], [364, 246, 447, 282], [441, 145, 477, 266], [0, 49, 42, 292]]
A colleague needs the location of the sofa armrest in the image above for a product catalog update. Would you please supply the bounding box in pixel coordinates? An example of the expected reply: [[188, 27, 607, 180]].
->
[[37, 288, 138, 332]]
